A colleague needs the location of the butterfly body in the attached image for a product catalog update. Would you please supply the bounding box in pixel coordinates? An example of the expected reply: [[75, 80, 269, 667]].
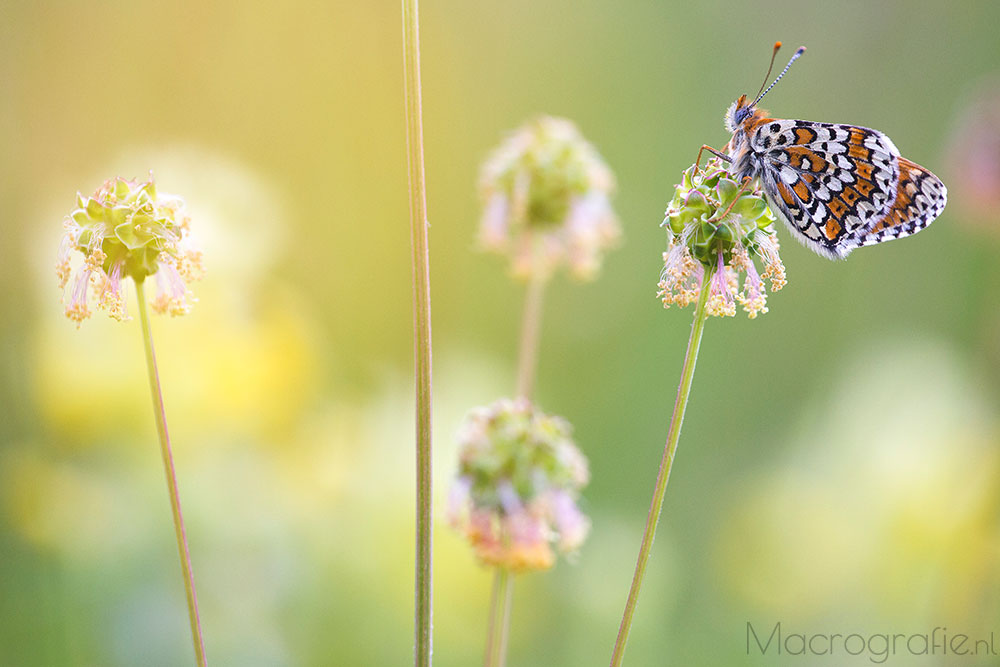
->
[[720, 54, 947, 260]]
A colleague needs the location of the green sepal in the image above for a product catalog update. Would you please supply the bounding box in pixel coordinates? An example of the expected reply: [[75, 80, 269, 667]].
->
[[715, 177, 739, 206], [85, 198, 108, 221], [731, 195, 767, 220], [681, 167, 695, 191], [71, 209, 92, 227], [757, 209, 777, 228], [701, 171, 722, 189], [112, 179, 131, 199], [683, 190, 711, 216], [715, 223, 734, 244], [114, 219, 146, 250]]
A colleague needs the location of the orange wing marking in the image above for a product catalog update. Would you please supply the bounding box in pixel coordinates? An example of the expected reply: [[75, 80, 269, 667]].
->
[[792, 180, 812, 203], [777, 181, 796, 206], [824, 218, 842, 241], [827, 197, 848, 220]]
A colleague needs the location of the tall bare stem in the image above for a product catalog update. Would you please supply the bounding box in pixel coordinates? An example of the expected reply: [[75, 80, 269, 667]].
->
[[135, 279, 207, 667], [483, 567, 514, 667], [515, 268, 547, 401], [609, 264, 714, 666], [484, 259, 549, 667], [401, 0, 434, 664]]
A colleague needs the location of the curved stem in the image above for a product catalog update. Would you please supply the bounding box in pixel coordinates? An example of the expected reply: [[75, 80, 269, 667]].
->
[[402, 0, 434, 664], [484, 568, 514, 667], [514, 270, 547, 401], [609, 265, 714, 666], [135, 279, 207, 667]]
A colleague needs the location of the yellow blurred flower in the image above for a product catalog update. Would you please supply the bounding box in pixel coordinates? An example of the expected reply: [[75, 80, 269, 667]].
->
[[0, 446, 152, 560]]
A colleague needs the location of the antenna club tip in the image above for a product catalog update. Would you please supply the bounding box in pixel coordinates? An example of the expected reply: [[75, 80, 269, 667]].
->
[[774, 41, 782, 49], [796, 46, 807, 55]]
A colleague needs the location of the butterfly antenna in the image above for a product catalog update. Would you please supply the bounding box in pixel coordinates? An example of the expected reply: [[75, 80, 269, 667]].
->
[[753, 42, 783, 102], [752, 45, 806, 107]]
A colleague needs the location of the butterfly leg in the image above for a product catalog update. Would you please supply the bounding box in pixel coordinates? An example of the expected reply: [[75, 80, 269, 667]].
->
[[696, 145, 732, 170]]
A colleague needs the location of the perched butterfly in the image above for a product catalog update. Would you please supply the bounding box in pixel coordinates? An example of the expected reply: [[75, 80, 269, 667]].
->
[[701, 43, 947, 259]]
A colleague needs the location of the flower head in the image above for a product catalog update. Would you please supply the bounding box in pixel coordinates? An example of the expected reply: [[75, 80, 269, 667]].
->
[[478, 116, 620, 281], [447, 398, 590, 572], [57, 176, 202, 326], [658, 159, 786, 319]]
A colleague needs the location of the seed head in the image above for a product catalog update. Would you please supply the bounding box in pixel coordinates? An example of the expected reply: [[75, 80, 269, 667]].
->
[[478, 116, 620, 281], [57, 176, 202, 326], [658, 160, 786, 318], [447, 398, 590, 572]]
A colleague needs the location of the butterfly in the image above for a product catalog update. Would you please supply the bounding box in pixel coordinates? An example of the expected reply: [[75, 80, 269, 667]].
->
[[700, 43, 947, 259]]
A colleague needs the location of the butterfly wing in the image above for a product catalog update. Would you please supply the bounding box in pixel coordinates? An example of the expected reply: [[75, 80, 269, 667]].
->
[[748, 120, 903, 259], [842, 157, 947, 252]]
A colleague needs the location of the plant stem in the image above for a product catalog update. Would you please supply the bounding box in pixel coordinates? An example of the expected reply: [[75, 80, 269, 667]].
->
[[401, 0, 434, 664], [514, 269, 547, 401], [609, 265, 715, 666], [484, 568, 514, 667], [486, 256, 548, 666], [135, 279, 207, 667]]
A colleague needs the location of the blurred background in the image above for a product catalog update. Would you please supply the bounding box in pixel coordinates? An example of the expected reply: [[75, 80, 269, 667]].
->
[[2, 0, 1000, 665]]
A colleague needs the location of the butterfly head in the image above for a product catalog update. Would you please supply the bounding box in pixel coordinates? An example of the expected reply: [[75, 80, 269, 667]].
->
[[724, 95, 755, 133]]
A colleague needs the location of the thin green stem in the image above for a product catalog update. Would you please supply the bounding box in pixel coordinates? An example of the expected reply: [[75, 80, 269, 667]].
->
[[609, 264, 715, 666], [484, 568, 514, 667], [487, 257, 547, 666], [402, 0, 434, 664], [483, 570, 502, 666], [497, 571, 513, 666], [135, 279, 207, 667], [514, 269, 547, 401]]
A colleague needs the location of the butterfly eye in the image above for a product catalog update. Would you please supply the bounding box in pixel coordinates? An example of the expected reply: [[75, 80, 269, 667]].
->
[[734, 107, 750, 124]]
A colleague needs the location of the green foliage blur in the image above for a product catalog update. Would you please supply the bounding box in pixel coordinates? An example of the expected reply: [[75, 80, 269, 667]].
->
[[2, 1, 999, 665]]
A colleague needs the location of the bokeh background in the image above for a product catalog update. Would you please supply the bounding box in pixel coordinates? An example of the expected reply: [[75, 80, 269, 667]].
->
[[2, 1, 1000, 665]]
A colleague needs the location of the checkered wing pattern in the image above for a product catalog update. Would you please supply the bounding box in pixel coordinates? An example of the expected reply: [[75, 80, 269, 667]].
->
[[750, 120, 904, 259], [845, 157, 947, 251]]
